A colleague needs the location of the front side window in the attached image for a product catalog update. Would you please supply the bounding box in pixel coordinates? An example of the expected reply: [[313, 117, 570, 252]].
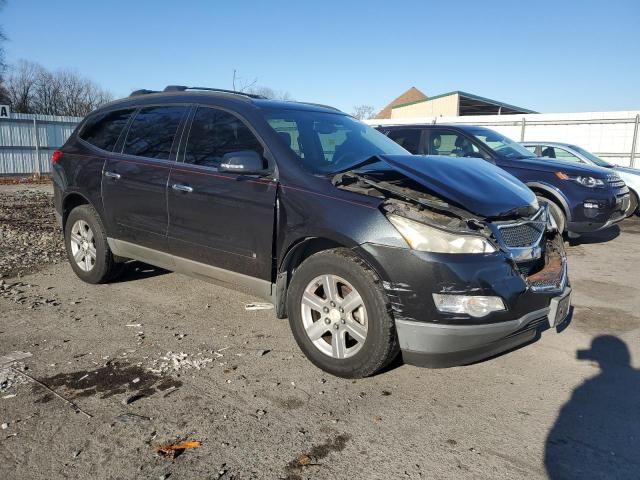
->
[[184, 107, 264, 169], [263, 109, 408, 174], [429, 131, 481, 158], [541, 146, 581, 163], [524, 145, 538, 155], [386, 129, 422, 154], [468, 127, 536, 159], [79, 109, 134, 151], [569, 145, 613, 167], [123, 105, 187, 160]]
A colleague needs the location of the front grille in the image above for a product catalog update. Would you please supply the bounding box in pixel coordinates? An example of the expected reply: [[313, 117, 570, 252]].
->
[[529, 276, 561, 289], [607, 174, 626, 189], [498, 221, 546, 248], [517, 258, 544, 276]]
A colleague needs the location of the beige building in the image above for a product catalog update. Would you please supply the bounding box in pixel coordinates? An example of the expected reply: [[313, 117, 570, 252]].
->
[[376, 87, 535, 119]]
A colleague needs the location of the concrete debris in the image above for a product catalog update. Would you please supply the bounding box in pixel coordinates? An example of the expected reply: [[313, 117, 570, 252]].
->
[[0, 352, 33, 393], [244, 302, 274, 311], [148, 352, 214, 375], [0, 351, 32, 367]]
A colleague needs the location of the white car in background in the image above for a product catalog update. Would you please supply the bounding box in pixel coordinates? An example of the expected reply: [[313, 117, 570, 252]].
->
[[521, 141, 640, 216]]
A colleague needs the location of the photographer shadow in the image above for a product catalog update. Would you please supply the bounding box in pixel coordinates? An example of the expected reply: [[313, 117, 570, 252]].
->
[[545, 335, 640, 479]]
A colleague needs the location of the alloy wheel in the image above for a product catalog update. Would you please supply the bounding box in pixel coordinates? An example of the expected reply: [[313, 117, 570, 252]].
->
[[69, 219, 97, 272], [300, 274, 368, 359]]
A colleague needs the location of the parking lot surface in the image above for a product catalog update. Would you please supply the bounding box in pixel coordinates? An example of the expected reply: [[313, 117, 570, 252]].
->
[[1, 184, 639, 479]]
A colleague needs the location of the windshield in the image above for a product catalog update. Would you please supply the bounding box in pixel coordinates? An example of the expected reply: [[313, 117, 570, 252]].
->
[[570, 145, 613, 167], [467, 127, 536, 159], [261, 108, 408, 173]]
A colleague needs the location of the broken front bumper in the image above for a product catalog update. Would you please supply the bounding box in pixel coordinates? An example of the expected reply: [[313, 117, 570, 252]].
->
[[358, 234, 570, 368]]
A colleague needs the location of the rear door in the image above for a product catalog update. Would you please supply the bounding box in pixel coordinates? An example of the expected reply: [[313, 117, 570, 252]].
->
[[167, 105, 277, 284], [102, 104, 189, 252]]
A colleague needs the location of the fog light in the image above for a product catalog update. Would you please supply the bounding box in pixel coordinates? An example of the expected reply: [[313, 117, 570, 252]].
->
[[583, 202, 599, 209], [432, 294, 506, 318]]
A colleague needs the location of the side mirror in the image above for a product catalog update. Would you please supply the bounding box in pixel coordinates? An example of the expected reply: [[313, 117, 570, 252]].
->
[[219, 150, 265, 174]]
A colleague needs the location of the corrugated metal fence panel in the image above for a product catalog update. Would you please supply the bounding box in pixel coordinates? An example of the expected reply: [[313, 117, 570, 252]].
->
[[0, 113, 82, 175]]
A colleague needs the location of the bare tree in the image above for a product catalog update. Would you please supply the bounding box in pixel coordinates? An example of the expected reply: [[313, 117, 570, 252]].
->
[[5, 60, 43, 113], [248, 86, 292, 101], [351, 105, 376, 120], [5, 60, 113, 115], [232, 69, 257, 92], [0, 0, 10, 103], [0, 0, 7, 75]]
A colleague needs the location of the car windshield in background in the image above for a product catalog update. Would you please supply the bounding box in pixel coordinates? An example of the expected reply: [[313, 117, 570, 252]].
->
[[262, 109, 408, 173], [570, 145, 613, 167], [468, 128, 536, 159]]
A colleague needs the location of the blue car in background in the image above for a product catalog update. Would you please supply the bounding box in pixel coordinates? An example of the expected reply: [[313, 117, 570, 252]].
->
[[521, 141, 640, 216], [376, 124, 631, 235]]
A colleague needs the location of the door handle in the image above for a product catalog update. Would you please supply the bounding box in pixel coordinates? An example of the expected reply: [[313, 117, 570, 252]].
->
[[104, 171, 121, 180], [172, 184, 193, 193]]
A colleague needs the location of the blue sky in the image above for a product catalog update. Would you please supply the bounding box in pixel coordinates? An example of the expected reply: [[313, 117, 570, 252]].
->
[[2, 0, 639, 114]]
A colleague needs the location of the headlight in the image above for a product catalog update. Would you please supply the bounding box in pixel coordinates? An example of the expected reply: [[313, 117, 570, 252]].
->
[[433, 294, 506, 318], [555, 172, 605, 188], [387, 214, 496, 254]]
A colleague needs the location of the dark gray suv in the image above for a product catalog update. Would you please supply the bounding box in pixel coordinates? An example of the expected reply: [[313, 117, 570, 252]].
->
[[51, 86, 571, 378]]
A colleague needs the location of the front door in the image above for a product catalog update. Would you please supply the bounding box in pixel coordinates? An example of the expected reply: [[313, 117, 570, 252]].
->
[[102, 104, 189, 252], [167, 106, 277, 288]]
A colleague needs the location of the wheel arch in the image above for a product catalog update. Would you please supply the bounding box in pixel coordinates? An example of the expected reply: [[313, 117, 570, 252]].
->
[[61, 192, 93, 229], [275, 236, 383, 319], [526, 182, 571, 222]]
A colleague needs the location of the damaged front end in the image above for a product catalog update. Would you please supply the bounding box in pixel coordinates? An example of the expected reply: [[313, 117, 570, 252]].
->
[[331, 155, 571, 367], [333, 169, 567, 294]]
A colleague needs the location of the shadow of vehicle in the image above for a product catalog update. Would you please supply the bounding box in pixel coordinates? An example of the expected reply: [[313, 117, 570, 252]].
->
[[568, 225, 620, 246], [111, 261, 168, 283], [545, 335, 640, 479]]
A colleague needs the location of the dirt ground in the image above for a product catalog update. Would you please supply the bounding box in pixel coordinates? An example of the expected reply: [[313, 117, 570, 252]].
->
[[1, 184, 639, 480]]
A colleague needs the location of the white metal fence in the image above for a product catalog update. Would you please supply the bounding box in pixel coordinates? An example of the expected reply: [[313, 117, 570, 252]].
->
[[0, 113, 82, 175], [368, 110, 640, 168]]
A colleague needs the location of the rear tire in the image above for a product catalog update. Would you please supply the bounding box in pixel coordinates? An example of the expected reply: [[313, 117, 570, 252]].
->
[[537, 196, 566, 234], [287, 248, 399, 378], [64, 204, 121, 284]]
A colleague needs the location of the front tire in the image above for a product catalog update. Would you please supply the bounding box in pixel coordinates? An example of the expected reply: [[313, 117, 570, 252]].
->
[[287, 248, 399, 378], [537, 196, 566, 234], [64, 204, 121, 284]]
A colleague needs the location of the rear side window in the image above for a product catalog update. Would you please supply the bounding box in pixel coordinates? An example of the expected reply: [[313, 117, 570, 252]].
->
[[429, 131, 481, 157], [79, 109, 134, 151], [184, 107, 264, 169], [123, 106, 187, 160], [387, 129, 422, 154]]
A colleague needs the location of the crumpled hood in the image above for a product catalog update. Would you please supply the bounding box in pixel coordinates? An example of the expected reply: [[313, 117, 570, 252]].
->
[[376, 155, 537, 218]]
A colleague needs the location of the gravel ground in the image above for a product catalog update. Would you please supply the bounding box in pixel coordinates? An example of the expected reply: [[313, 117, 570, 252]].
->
[[0, 184, 65, 279], [1, 184, 639, 480]]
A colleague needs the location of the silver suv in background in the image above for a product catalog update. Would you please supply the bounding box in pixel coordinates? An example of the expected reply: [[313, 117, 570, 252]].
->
[[521, 141, 639, 216]]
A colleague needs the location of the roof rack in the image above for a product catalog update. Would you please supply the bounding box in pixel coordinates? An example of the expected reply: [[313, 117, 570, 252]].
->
[[128, 86, 267, 99], [163, 85, 267, 99], [129, 89, 159, 97]]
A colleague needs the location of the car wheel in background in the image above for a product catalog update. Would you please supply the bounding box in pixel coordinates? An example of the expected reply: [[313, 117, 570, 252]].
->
[[287, 248, 399, 378], [64, 204, 122, 284], [537, 196, 566, 234], [628, 190, 639, 217]]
